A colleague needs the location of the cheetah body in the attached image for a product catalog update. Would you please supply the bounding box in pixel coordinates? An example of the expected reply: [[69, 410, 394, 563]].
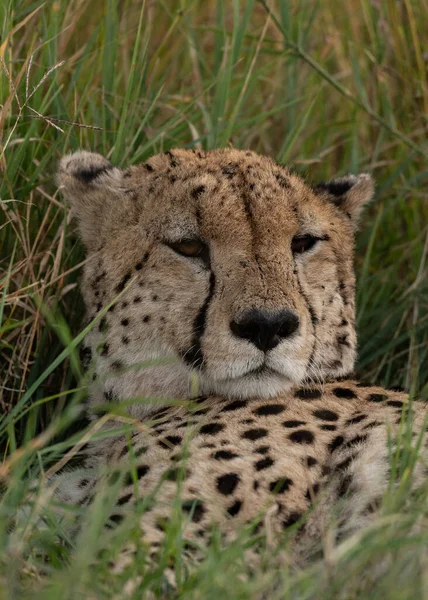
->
[[56, 148, 427, 567]]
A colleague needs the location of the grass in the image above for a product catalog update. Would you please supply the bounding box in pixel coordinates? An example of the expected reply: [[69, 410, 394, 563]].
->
[[0, 0, 427, 597]]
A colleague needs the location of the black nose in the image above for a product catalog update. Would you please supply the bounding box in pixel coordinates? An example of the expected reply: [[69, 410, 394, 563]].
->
[[230, 308, 300, 352]]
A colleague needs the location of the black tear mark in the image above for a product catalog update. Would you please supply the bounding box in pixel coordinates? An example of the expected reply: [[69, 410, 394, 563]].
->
[[182, 271, 216, 368], [294, 266, 318, 326], [75, 164, 114, 184]]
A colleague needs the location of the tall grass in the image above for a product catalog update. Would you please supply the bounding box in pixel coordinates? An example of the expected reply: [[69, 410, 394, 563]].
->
[[0, 0, 427, 597]]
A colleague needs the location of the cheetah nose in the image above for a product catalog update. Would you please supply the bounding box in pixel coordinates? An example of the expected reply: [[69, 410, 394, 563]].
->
[[230, 308, 300, 352]]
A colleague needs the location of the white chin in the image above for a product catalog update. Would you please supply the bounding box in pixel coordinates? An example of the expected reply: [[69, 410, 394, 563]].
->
[[200, 372, 297, 400]]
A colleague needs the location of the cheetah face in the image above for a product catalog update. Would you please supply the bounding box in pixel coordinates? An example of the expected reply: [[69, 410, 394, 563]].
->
[[58, 149, 373, 404]]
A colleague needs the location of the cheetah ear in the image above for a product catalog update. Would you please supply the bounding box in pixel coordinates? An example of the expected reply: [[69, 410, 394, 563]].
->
[[315, 173, 375, 226], [57, 151, 126, 250]]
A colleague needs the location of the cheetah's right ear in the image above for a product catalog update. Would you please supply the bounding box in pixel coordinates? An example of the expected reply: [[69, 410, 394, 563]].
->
[[315, 173, 375, 227], [57, 151, 127, 250]]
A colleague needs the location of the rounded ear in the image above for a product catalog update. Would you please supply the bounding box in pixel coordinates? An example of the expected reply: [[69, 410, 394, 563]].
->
[[315, 174, 375, 226], [57, 151, 125, 250]]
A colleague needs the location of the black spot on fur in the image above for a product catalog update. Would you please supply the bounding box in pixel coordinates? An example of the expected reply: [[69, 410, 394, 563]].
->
[[333, 387, 357, 399], [329, 436, 344, 452], [387, 400, 403, 408], [295, 388, 322, 400], [346, 414, 367, 425], [117, 493, 133, 506], [320, 424, 336, 431], [306, 456, 318, 467], [288, 430, 314, 444], [367, 393, 388, 403], [144, 163, 153, 172], [282, 512, 302, 529], [213, 450, 239, 460], [313, 409, 338, 421], [121, 318, 129, 327], [337, 334, 350, 347], [227, 500, 242, 516], [283, 420, 306, 428], [337, 474, 353, 498], [222, 164, 237, 178], [100, 343, 109, 357], [124, 465, 150, 486], [363, 420, 382, 430], [269, 477, 293, 493], [217, 473, 240, 495], [254, 445, 270, 455], [255, 457, 274, 471], [275, 173, 291, 188], [200, 423, 224, 435], [191, 185, 206, 199], [343, 435, 368, 449], [109, 513, 124, 526], [115, 272, 132, 293], [182, 499, 206, 523], [143, 315, 150, 323], [222, 400, 247, 412], [242, 428, 268, 441], [80, 346, 92, 368], [254, 404, 285, 416], [336, 456, 353, 472], [305, 483, 320, 501], [158, 435, 182, 449]]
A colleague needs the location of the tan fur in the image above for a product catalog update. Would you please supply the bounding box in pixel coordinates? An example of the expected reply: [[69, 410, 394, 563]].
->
[[55, 148, 426, 575]]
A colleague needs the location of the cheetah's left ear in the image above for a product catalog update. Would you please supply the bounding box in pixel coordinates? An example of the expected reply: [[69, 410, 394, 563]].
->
[[57, 151, 128, 250], [316, 174, 375, 226]]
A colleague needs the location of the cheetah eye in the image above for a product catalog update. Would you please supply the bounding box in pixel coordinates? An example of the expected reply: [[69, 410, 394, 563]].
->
[[291, 234, 320, 254], [166, 238, 210, 265]]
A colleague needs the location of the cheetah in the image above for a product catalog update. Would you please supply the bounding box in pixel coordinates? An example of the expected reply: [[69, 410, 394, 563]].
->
[[55, 148, 427, 573]]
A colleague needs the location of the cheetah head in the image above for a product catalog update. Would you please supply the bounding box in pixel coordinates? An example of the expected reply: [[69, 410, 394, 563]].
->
[[58, 149, 373, 415]]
